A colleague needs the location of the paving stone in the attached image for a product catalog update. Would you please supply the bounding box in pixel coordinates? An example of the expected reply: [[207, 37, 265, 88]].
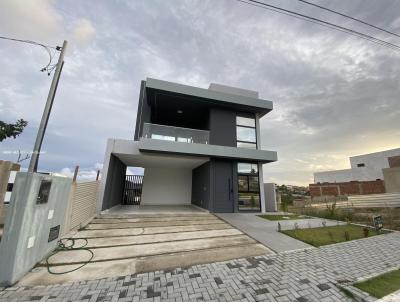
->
[[2, 233, 400, 302]]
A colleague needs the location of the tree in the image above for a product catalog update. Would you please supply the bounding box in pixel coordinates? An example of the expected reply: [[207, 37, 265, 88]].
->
[[0, 119, 28, 142]]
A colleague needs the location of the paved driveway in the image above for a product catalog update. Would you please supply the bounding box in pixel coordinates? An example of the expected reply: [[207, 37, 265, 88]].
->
[[17, 212, 272, 286], [2, 232, 400, 301]]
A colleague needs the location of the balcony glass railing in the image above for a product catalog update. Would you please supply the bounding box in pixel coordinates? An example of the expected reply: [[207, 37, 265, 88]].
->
[[142, 123, 209, 144]]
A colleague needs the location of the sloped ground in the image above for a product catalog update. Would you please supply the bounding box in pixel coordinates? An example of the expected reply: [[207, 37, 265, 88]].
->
[[17, 212, 272, 286], [3, 232, 400, 301]]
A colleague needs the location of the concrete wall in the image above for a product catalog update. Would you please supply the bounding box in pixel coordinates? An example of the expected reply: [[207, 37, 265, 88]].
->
[[383, 167, 400, 193], [141, 167, 192, 205], [0, 172, 72, 286], [191, 162, 212, 210], [102, 154, 126, 211]]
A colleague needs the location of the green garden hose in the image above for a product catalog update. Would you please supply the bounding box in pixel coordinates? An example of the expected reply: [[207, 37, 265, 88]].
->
[[45, 238, 94, 275]]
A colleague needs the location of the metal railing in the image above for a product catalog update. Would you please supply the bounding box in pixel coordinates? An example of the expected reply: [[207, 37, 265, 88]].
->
[[142, 123, 209, 144]]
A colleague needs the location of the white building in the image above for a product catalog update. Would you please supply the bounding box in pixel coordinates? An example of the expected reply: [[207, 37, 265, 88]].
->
[[314, 148, 400, 183]]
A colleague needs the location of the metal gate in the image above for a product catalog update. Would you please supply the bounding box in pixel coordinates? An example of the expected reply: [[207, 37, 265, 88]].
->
[[123, 175, 144, 205]]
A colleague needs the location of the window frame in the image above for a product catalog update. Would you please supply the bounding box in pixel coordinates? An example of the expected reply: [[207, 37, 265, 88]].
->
[[236, 114, 257, 149], [237, 162, 261, 212]]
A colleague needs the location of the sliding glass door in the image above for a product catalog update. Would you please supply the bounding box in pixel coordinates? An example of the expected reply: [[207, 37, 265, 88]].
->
[[237, 162, 261, 211]]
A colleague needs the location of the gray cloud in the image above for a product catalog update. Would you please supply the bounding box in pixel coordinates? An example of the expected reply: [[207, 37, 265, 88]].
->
[[0, 0, 399, 184]]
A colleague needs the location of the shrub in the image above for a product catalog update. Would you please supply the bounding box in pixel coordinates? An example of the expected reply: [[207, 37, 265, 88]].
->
[[363, 227, 369, 238]]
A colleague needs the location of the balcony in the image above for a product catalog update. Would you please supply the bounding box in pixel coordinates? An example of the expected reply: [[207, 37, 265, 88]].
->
[[142, 123, 209, 144]]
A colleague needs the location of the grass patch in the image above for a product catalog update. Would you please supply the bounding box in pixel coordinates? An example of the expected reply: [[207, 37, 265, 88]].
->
[[282, 224, 387, 247], [258, 214, 310, 221], [354, 269, 400, 298]]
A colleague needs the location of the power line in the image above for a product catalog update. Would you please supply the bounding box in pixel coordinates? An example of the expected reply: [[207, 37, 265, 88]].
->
[[236, 0, 400, 51], [0, 35, 62, 74], [297, 0, 400, 39], [236, 0, 396, 50]]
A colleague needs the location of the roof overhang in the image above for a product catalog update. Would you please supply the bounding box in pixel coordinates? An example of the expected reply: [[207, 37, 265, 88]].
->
[[145, 78, 273, 117]]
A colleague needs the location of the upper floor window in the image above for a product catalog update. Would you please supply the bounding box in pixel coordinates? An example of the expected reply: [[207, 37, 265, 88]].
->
[[236, 115, 257, 149]]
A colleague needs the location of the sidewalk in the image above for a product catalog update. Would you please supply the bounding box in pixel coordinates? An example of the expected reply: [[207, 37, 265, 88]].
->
[[216, 213, 345, 252]]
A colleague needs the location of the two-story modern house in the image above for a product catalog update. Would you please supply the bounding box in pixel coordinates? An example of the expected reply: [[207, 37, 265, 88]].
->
[[97, 78, 278, 213]]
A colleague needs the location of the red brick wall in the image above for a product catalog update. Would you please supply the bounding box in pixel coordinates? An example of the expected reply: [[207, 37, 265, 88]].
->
[[361, 180, 385, 194], [389, 156, 400, 168], [309, 180, 385, 197], [309, 186, 321, 197], [339, 182, 360, 195], [321, 186, 339, 196]]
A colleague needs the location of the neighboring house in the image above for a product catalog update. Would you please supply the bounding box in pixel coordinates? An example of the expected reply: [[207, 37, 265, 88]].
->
[[310, 148, 400, 198], [97, 78, 278, 213], [314, 148, 400, 183]]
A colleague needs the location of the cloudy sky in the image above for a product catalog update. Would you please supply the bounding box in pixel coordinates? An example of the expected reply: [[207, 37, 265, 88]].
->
[[1, 0, 399, 185]]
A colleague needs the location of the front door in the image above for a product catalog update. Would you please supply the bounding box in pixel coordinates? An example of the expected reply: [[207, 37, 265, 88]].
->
[[213, 160, 234, 212]]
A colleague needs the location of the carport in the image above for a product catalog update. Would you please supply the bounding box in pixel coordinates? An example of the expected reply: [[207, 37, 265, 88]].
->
[[97, 139, 210, 212]]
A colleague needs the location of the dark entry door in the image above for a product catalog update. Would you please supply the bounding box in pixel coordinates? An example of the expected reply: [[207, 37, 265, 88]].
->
[[213, 160, 234, 212]]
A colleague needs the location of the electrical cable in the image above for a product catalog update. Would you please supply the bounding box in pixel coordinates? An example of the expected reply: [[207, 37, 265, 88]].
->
[[0, 35, 61, 74], [236, 0, 400, 51], [297, 0, 400, 39], [45, 238, 94, 275]]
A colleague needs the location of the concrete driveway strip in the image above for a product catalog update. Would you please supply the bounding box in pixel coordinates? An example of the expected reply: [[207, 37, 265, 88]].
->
[[216, 213, 314, 252]]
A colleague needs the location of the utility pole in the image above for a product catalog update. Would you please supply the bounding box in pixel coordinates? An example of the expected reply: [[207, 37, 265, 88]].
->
[[28, 40, 68, 172]]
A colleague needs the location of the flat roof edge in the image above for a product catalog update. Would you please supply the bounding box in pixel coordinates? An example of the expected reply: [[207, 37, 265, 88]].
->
[[145, 77, 273, 112]]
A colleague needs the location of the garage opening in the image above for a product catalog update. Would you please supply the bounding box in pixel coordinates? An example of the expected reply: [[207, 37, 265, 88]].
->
[[122, 167, 144, 205]]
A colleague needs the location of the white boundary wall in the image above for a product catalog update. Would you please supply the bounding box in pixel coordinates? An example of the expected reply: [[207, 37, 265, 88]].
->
[[141, 167, 192, 205]]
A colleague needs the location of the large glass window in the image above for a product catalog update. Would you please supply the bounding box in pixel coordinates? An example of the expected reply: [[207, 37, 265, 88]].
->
[[237, 163, 258, 174], [236, 115, 257, 149], [237, 116, 256, 127], [237, 162, 260, 211]]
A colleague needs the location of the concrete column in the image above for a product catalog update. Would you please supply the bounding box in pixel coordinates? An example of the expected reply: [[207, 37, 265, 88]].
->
[[255, 114, 261, 150], [264, 183, 278, 212], [258, 163, 266, 212], [96, 139, 115, 213]]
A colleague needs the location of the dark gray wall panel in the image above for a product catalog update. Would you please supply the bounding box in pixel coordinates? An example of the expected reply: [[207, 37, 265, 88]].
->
[[191, 161, 211, 210], [102, 154, 126, 210], [209, 108, 236, 147]]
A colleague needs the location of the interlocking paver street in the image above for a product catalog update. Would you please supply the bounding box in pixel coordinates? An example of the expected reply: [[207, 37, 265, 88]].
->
[[1, 232, 399, 301]]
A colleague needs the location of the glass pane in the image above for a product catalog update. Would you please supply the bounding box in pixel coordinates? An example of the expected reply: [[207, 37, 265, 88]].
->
[[238, 193, 260, 211], [238, 163, 258, 174], [237, 142, 257, 149], [177, 137, 191, 143], [237, 126, 256, 143], [236, 116, 255, 127], [151, 134, 175, 141], [249, 176, 259, 191], [238, 176, 248, 191]]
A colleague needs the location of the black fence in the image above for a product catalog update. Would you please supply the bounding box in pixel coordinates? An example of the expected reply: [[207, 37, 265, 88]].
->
[[123, 175, 144, 205]]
